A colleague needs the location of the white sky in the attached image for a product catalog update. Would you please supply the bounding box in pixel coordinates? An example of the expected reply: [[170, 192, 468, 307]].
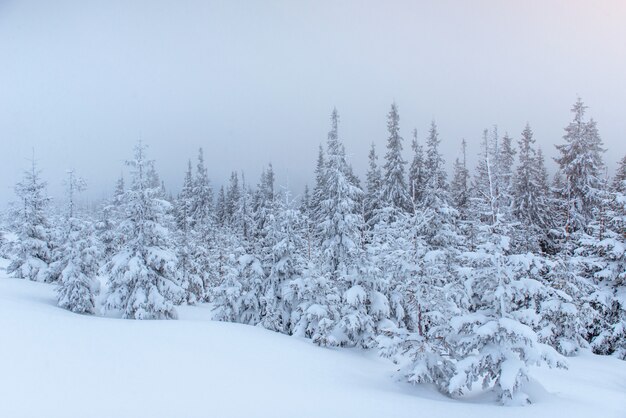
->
[[1, 0, 625, 205]]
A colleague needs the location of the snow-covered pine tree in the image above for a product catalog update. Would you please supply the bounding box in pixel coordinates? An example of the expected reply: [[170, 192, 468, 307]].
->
[[451, 221, 565, 404], [104, 142, 182, 319], [233, 172, 254, 243], [47, 169, 87, 283], [379, 121, 466, 391], [7, 155, 53, 282], [173, 160, 205, 304], [512, 124, 553, 252], [213, 170, 266, 325], [190, 147, 214, 228], [299, 185, 315, 262], [497, 132, 516, 214], [57, 216, 100, 314], [96, 175, 124, 259], [408, 128, 426, 205], [252, 164, 276, 265], [575, 160, 626, 359], [612, 154, 626, 194], [215, 186, 227, 227], [364, 143, 383, 229], [315, 108, 366, 346], [554, 98, 606, 234], [260, 191, 306, 333], [538, 254, 593, 355], [471, 128, 500, 226], [225, 171, 241, 227], [311, 144, 326, 227], [449, 135, 564, 404], [381, 103, 411, 214], [450, 139, 470, 219], [189, 147, 217, 297], [318, 108, 363, 279], [54, 171, 100, 314]]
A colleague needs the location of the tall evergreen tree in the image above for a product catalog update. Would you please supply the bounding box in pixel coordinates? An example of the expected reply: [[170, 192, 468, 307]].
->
[[450, 139, 470, 218], [225, 172, 241, 227], [408, 128, 426, 205], [318, 108, 363, 278], [554, 98, 605, 233], [56, 217, 100, 314], [512, 124, 552, 250], [311, 144, 326, 226], [174, 160, 205, 304], [364, 143, 383, 228], [104, 142, 182, 319], [215, 186, 227, 226], [8, 156, 52, 282], [381, 103, 411, 213], [191, 147, 214, 229]]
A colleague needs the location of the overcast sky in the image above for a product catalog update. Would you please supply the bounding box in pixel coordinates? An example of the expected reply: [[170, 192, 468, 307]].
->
[[1, 0, 625, 206]]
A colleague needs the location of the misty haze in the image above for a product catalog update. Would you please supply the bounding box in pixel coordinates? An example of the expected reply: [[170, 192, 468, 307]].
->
[[1, 1, 625, 418]]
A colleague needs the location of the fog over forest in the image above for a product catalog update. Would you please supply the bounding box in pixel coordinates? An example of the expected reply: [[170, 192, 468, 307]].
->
[[1, 0, 625, 205]]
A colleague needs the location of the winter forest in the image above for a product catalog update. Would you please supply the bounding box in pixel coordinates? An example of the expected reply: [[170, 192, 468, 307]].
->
[[2, 97, 625, 406]]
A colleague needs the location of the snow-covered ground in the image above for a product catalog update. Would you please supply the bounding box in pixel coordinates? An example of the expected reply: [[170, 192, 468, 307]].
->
[[1, 259, 624, 418]]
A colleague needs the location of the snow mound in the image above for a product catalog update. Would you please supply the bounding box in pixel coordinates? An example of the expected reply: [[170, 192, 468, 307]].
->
[[1, 271, 625, 418]]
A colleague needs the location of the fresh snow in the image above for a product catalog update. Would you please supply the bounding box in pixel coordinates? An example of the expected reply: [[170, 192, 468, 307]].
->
[[1, 261, 625, 418]]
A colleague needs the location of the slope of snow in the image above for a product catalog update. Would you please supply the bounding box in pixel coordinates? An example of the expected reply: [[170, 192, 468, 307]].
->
[[1, 262, 625, 418]]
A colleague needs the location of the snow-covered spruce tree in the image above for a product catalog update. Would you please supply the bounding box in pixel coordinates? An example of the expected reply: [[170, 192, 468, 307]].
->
[[103, 142, 183, 320], [213, 171, 264, 325], [248, 165, 279, 326], [450, 139, 470, 219], [415, 120, 464, 312], [380, 102, 411, 215], [537, 254, 593, 355], [310, 144, 326, 226], [497, 132, 516, 213], [299, 185, 315, 263], [210, 230, 245, 322], [408, 128, 426, 205], [575, 165, 626, 359], [471, 128, 500, 226], [378, 121, 466, 390], [259, 191, 307, 333], [225, 171, 241, 227], [314, 108, 368, 346], [190, 147, 217, 298], [447, 135, 565, 405], [318, 109, 363, 279], [215, 186, 227, 227], [512, 124, 553, 252], [451, 221, 565, 405], [368, 203, 414, 330], [173, 160, 205, 304], [612, 154, 626, 194], [190, 147, 214, 228], [364, 143, 383, 230], [252, 164, 276, 263], [56, 217, 101, 314], [95, 174, 125, 260], [367, 114, 417, 335], [52, 169, 100, 314], [47, 169, 87, 283], [7, 156, 53, 282], [554, 98, 605, 234]]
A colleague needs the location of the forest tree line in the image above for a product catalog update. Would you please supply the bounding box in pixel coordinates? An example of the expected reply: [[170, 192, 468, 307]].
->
[[2, 99, 625, 405]]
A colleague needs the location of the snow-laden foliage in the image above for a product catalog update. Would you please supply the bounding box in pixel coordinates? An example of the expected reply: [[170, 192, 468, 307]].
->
[[554, 98, 606, 232], [4, 99, 625, 406], [103, 142, 183, 319], [56, 217, 100, 314], [7, 157, 53, 282]]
